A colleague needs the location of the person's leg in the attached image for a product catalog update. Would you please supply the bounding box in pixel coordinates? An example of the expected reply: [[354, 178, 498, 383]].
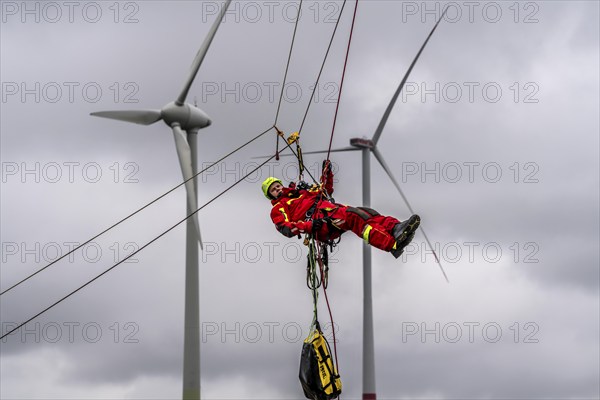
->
[[335, 207, 420, 258], [338, 207, 398, 252]]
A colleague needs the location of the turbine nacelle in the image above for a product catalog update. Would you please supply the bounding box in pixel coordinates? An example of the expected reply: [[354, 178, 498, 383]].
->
[[350, 137, 375, 149], [161, 101, 211, 131]]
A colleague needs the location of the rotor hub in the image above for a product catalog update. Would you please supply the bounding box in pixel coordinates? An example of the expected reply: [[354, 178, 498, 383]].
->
[[161, 101, 211, 130]]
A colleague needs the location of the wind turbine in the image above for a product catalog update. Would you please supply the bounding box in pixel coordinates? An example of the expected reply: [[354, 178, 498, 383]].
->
[[301, 11, 449, 400], [90, 1, 232, 399]]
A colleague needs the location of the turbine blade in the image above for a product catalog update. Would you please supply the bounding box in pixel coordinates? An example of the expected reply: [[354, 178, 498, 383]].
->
[[176, 0, 232, 105], [372, 147, 449, 282], [251, 146, 359, 159], [90, 110, 162, 125], [302, 146, 360, 155], [172, 124, 204, 249], [372, 8, 447, 145]]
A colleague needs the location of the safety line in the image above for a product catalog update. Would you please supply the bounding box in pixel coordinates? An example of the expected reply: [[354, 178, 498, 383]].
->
[[303, 4, 359, 375], [0, 154, 278, 341], [297, 0, 347, 136], [273, 0, 303, 126], [271, 0, 348, 186], [0, 126, 274, 296], [327, 0, 359, 162], [270, 0, 347, 186], [316, 240, 340, 375]]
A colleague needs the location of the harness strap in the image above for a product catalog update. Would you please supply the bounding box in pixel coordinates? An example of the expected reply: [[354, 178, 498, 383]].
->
[[305, 194, 322, 220]]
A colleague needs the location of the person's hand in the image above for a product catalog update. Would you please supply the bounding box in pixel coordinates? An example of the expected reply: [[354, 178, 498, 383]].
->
[[296, 221, 312, 234]]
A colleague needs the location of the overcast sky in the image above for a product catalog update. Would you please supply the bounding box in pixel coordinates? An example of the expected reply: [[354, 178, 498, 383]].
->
[[1, 1, 599, 399]]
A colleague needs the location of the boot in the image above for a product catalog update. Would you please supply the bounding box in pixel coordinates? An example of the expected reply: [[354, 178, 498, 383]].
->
[[392, 215, 420, 243]]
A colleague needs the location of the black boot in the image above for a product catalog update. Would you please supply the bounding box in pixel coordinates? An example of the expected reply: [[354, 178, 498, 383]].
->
[[390, 215, 420, 259], [392, 215, 420, 243]]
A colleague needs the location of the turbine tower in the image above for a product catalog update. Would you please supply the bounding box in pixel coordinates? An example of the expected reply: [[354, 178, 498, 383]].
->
[[90, 2, 232, 399], [302, 11, 449, 399]]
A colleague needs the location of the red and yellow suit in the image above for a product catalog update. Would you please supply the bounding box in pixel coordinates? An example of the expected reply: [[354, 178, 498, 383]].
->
[[269, 173, 401, 252]]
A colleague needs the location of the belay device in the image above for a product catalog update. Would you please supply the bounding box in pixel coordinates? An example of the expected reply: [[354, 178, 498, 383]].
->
[[299, 239, 342, 400]]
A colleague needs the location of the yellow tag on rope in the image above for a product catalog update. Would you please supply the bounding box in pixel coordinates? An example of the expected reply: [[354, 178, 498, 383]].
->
[[287, 131, 300, 145]]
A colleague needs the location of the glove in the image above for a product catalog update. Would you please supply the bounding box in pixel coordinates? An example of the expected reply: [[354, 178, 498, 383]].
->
[[296, 221, 312, 233], [322, 160, 332, 174]]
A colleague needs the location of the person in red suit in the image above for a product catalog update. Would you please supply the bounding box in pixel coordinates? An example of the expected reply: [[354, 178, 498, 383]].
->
[[262, 162, 420, 258]]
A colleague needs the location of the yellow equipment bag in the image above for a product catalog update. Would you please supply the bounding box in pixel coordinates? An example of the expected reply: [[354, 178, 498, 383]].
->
[[299, 326, 342, 400]]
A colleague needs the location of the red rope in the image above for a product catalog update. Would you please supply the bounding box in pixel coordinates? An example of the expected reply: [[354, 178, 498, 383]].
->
[[326, 0, 359, 162], [311, 1, 360, 386], [317, 3, 360, 375]]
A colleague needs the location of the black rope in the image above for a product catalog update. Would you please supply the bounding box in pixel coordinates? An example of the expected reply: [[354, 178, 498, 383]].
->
[[327, 0, 358, 162], [2, 0, 351, 337], [271, 0, 346, 185], [274, 0, 303, 126], [0, 126, 274, 296], [0, 154, 278, 341], [297, 0, 347, 135], [2, 0, 354, 339]]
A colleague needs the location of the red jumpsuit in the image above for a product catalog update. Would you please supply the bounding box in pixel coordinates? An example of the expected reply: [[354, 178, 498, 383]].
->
[[269, 171, 401, 252]]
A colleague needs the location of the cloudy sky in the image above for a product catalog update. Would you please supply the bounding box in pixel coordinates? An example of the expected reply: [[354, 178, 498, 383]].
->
[[1, 1, 598, 399]]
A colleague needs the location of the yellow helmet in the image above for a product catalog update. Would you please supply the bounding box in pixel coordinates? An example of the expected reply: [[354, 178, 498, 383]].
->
[[261, 177, 282, 199]]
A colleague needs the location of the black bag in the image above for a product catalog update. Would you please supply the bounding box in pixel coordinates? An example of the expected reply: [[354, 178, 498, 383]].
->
[[299, 327, 342, 400]]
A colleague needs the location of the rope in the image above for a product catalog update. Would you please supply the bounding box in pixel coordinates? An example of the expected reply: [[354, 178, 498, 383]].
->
[[4, 0, 307, 296], [327, 0, 359, 162], [4, 0, 357, 346], [0, 126, 274, 296], [306, 241, 320, 330], [273, 133, 319, 185], [305, 237, 339, 378], [1, 154, 278, 340], [273, 0, 303, 126], [297, 0, 347, 136], [272, 0, 348, 186], [304, 0, 361, 368], [316, 240, 340, 379]]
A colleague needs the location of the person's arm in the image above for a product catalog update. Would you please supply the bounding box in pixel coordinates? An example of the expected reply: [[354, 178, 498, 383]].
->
[[270, 204, 312, 237], [320, 160, 334, 195]]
